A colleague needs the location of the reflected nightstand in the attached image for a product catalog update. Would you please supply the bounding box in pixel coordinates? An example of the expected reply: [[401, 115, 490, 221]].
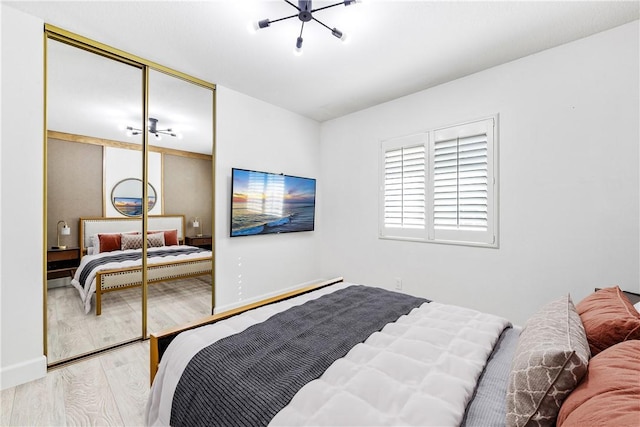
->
[[47, 247, 80, 280], [185, 235, 212, 250]]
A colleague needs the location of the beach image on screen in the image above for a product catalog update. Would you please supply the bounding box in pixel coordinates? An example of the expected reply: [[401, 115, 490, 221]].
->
[[231, 169, 316, 237]]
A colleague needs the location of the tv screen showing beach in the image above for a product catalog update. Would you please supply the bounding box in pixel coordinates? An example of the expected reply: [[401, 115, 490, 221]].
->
[[231, 168, 316, 237]]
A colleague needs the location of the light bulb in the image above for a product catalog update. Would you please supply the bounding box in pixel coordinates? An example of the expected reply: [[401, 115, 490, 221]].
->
[[294, 37, 303, 56]]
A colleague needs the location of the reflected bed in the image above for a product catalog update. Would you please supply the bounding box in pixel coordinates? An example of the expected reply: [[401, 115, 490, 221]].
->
[[73, 215, 212, 315]]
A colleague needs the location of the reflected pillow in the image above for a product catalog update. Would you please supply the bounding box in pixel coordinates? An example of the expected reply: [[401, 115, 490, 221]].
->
[[90, 234, 100, 252], [575, 286, 640, 355], [148, 229, 178, 246], [121, 232, 165, 250], [96, 231, 139, 253], [121, 233, 143, 250], [147, 232, 165, 248], [98, 233, 122, 253]]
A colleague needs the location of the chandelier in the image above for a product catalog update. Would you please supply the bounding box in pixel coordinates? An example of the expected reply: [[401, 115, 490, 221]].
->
[[126, 117, 181, 140], [255, 0, 360, 55]]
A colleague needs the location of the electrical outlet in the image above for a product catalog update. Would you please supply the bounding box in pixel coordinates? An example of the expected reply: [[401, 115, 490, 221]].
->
[[395, 277, 402, 290]]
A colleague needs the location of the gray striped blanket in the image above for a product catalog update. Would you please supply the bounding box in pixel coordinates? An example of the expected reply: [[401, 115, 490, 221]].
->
[[78, 246, 208, 287], [170, 285, 429, 427]]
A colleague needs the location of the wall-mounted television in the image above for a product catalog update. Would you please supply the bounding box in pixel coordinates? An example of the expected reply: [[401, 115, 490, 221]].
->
[[230, 168, 316, 237]]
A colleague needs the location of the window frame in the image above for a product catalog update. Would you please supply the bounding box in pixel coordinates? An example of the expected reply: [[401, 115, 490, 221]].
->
[[378, 115, 499, 248]]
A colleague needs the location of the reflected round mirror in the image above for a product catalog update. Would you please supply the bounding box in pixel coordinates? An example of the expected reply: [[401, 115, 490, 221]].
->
[[111, 178, 157, 216]]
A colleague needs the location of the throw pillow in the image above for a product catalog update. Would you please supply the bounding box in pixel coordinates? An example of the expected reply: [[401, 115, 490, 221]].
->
[[557, 340, 640, 427], [575, 286, 640, 355], [506, 295, 590, 427]]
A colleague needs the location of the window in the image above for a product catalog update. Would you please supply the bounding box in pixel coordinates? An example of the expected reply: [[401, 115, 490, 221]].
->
[[380, 134, 427, 240], [379, 116, 498, 247]]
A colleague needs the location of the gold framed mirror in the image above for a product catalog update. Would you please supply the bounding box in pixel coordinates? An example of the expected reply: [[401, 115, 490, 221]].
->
[[44, 25, 216, 367], [111, 178, 157, 217]]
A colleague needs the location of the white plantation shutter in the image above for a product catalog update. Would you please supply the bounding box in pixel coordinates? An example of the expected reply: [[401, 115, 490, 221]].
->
[[379, 116, 497, 247], [380, 134, 427, 239], [384, 146, 425, 228], [433, 134, 488, 229], [431, 118, 496, 245]]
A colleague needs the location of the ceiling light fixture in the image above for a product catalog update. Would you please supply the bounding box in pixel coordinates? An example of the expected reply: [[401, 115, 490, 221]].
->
[[125, 117, 182, 140], [256, 0, 359, 55]]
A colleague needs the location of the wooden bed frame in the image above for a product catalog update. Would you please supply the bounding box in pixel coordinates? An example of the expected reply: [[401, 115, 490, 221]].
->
[[149, 282, 640, 385], [79, 215, 213, 315], [149, 276, 344, 384]]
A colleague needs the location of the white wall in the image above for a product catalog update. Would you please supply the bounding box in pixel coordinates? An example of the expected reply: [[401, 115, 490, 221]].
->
[[214, 86, 323, 311], [319, 21, 640, 326], [0, 4, 47, 389], [0, 5, 324, 389]]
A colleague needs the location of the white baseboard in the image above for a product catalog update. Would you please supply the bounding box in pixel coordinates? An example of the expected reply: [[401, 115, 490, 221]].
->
[[0, 355, 47, 390]]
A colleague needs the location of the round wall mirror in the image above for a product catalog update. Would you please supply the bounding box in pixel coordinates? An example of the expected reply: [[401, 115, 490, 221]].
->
[[111, 178, 157, 216]]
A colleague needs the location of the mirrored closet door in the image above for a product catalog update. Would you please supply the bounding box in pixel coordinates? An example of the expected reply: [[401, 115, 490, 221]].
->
[[46, 37, 145, 365], [44, 27, 216, 367], [145, 69, 215, 333]]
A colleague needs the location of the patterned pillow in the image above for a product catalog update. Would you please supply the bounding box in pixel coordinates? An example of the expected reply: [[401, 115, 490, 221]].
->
[[147, 232, 165, 248], [506, 295, 590, 427], [121, 232, 165, 250], [121, 233, 143, 250]]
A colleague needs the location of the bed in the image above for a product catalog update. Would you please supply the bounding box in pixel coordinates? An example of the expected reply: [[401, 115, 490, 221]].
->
[[146, 278, 640, 427], [71, 215, 212, 315]]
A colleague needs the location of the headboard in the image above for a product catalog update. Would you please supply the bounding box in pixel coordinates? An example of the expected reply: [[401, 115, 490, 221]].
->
[[79, 215, 186, 255]]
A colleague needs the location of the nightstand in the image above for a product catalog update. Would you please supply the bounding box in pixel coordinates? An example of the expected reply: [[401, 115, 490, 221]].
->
[[595, 287, 640, 305], [47, 247, 80, 280], [185, 235, 212, 250]]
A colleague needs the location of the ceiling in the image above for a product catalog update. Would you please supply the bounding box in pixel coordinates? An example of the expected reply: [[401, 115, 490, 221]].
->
[[8, 1, 640, 124], [47, 38, 215, 154]]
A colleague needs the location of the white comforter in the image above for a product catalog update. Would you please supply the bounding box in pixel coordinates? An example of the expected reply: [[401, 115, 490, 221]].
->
[[71, 246, 211, 314], [146, 282, 510, 426]]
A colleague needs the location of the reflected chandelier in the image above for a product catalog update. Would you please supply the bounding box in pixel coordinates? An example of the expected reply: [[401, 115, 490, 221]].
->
[[125, 117, 181, 140], [256, 0, 360, 55]]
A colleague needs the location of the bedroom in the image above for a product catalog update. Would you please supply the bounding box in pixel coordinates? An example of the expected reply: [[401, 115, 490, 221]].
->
[[1, 0, 639, 425]]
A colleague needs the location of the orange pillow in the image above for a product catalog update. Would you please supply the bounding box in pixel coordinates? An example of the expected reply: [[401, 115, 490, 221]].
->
[[162, 229, 178, 246], [98, 233, 122, 253], [557, 340, 640, 427], [576, 286, 640, 355]]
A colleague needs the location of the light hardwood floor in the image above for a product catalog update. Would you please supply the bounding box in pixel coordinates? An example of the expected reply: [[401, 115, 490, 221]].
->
[[2, 341, 151, 426], [48, 276, 212, 364], [2, 276, 212, 426]]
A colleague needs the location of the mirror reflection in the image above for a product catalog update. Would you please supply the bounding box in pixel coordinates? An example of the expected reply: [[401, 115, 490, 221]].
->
[[45, 35, 215, 366], [46, 38, 144, 365], [145, 69, 214, 333]]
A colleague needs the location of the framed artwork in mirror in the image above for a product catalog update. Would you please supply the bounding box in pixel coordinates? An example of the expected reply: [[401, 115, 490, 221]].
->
[[111, 178, 157, 216]]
